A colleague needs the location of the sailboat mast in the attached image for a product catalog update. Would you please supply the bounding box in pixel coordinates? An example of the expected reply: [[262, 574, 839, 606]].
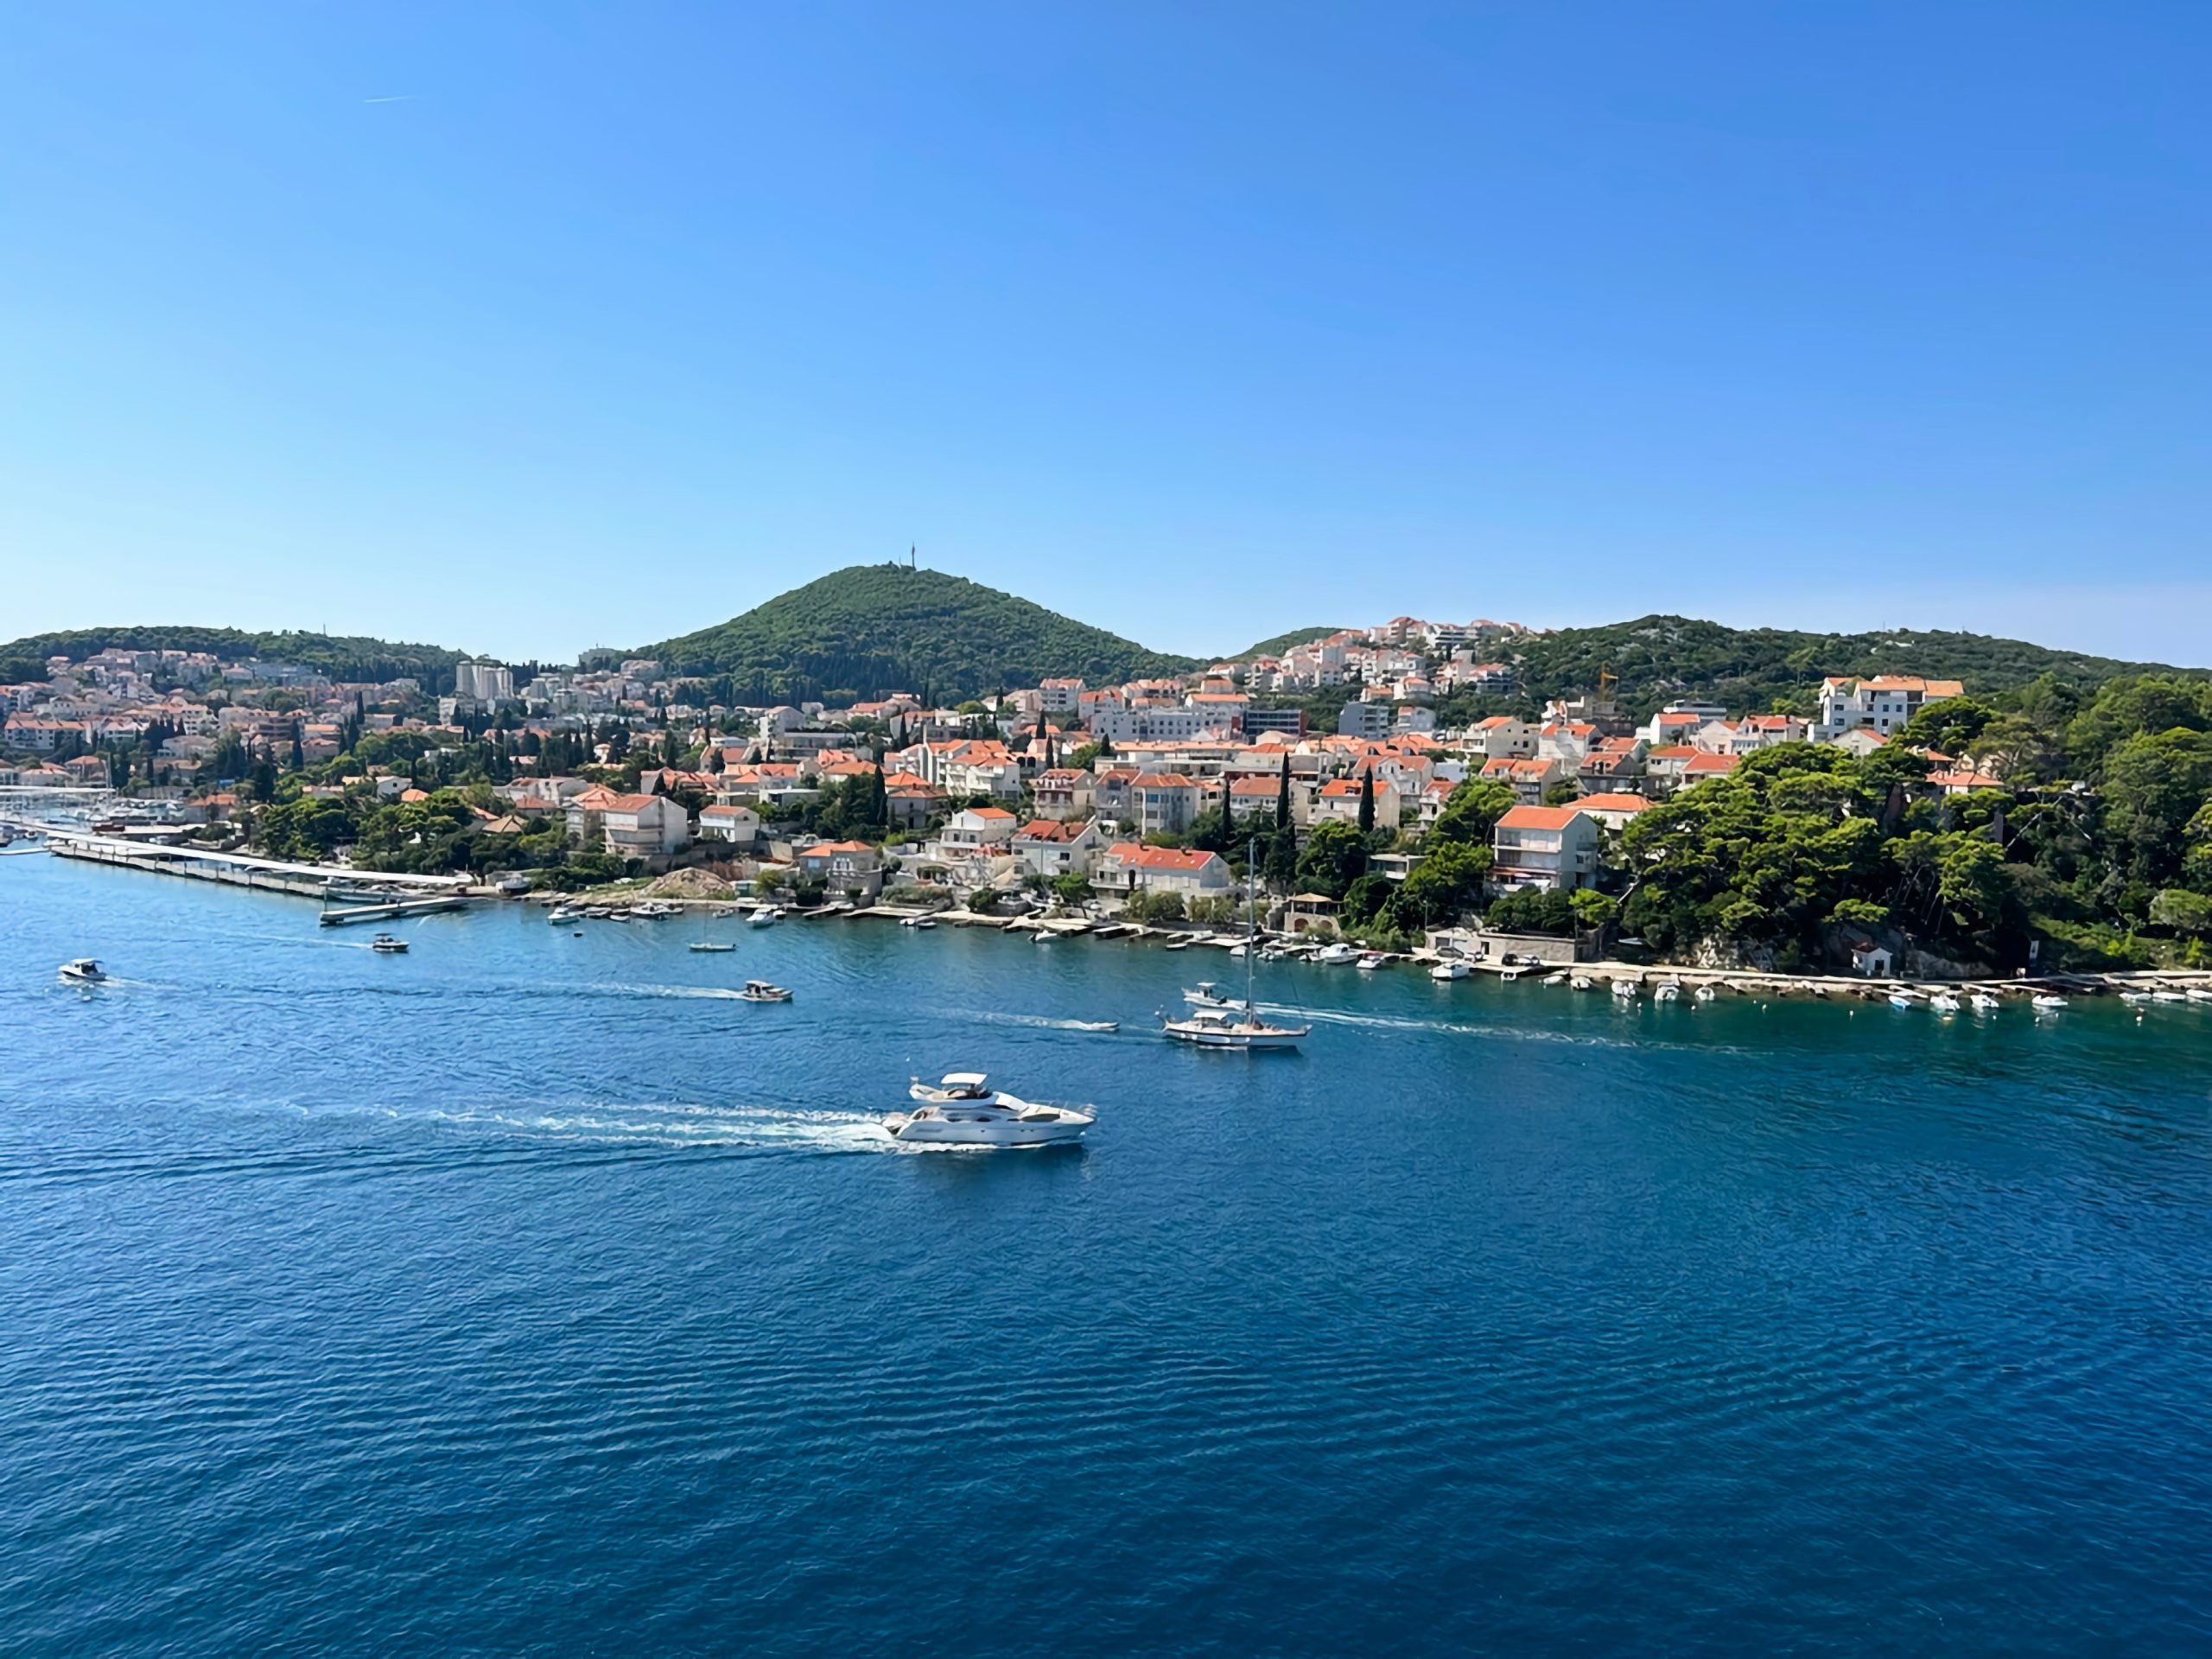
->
[[1246, 836, 1258, 1013]]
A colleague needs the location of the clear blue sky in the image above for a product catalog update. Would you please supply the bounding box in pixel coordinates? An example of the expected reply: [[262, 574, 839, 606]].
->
[[3, 3, 2206, 664]]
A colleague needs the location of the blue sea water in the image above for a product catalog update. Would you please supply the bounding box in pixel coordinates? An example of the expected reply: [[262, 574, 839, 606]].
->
[[3, 855, 2209, 1656]]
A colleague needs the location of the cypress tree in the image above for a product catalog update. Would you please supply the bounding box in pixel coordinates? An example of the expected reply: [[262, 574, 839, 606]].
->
[[1275, 754, 1291, 831], [1357, 769, 1376, 835]]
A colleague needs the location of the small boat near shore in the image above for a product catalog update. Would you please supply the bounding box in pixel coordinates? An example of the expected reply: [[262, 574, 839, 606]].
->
[[2032, 993, 2069, 1013], [1971, 992, 2002, 1013], [749, 906, 781, 928], [884, 1073, 1093, 1147], [1428, 959, 1471, 982], [1313, 943, 1358, 966]]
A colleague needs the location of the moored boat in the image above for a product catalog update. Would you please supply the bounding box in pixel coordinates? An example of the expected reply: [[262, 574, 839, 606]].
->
[[1313, 942, 1358, 966], [1428, 959, 1471, 981], [1929, 990, 1962, 1014], [2031, 993, 2069, 1013], [1970, 991, 2002, 1013]]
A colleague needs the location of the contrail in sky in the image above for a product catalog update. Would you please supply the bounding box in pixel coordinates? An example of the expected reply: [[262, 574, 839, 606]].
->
[[364, 95, 418, 104]]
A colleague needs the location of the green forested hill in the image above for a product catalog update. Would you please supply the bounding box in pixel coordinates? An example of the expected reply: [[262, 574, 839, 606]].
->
[[639, 564, 1195, 702], [1230, 626, 1351, 660], [1509, 616, 2198, 719], [0, 626, 471, 686]]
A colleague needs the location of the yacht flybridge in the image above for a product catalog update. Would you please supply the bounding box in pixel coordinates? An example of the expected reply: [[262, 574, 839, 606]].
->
[[883, 1074, 1094, 1147], [1161, 841, 1310, 1052]]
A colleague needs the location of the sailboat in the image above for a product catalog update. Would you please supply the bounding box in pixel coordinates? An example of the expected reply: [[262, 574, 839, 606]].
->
[[1162, 842, 1310, 1052]]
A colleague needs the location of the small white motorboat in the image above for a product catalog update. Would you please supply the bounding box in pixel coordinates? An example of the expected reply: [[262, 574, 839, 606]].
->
[[2031, 993, 2069, 1013], [2121, 990, 2154, 1005], [1611, 978, 1637, 1001], [1889, 991, 1919, 1009], [1184, 981, 1239, 1007], [739, 980, 792, 1003], [690, 941, 736, 953], [2152, 990, 2189, 1004], [1542, 971, 1569, 987], [1929, 991, 1962, 1014], [884, 1074, 1093, 1146], [902, 916, 938, 930], [1163, 937, 1195, 952], [547, 907, 582, 925], [1357, 950, 1389, 971], [749, 906, 781, 928], [1571, 975, 1595, 992], [1227, 942, 1249, 959], [1970, 992, 2003, 1013], [2187, 988, 2212, 1004], [1069, 1020, 1119, 1033], [369, 933, 410, 955], [1654, 978, 1682, 1003], [1428, 960, 1471, 982], [59, 958, 107, 983], [1694, 983, 1717, 1004], [1313, 942, 1359, 966]]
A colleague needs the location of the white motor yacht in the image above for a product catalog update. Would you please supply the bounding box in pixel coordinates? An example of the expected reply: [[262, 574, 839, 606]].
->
[[1428, 959, 1471, 981], [59, 958, 107, 983], [884, 1074, 1094, 1146], [1313, 942, 1358, 966]]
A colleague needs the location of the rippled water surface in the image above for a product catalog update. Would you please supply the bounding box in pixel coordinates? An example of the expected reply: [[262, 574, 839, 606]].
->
[[4, 856, 2210, 1656]]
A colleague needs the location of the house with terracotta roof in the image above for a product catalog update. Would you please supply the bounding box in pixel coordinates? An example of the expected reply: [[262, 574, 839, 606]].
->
[[1571, 791, 1654, 832], [1480, 754, 1572, 806], [1030, 767, 1096, 821], [1813, 675, 1964, 741], [1130, 772, 1201, 837], [1491, 805, 1599, 893], [698, 803, 763, 846], [1314, 775, 1403, 828], [1090, 842, 1233, 899], [566, 788, 689, 860], [939, 805, 1019, 854], [795, 839, 883, 898], [1924, 766, 2006, 797], [1013, 816, 1103, 879]]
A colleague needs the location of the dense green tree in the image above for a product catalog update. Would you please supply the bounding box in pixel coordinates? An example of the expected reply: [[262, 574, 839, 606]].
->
[[1294, 820, 1370, 899], [1427, 778, 1516, 849]]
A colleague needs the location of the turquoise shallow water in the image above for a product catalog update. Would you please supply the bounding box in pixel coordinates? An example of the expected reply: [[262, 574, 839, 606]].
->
[[3, 855, 2210, 1656]]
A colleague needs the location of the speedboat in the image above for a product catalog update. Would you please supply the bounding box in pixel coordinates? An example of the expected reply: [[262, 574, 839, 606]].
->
[[749, 906, 780, 927], [1357, 950, 1388, 971], [547, 907, 582, 925], [1184, 981, 1239, 1007], [739, 980, 792, 1003], [369, 933, 410, 955], [1929, 991, 1961, 1014], [1428, 959, 1471, 981], [1970, 992, 2002, 1013], [1162, 1006, 1309, 1051], [689, 941, 736, 953], [1654, 978, 1682, 1003], [58, 958, 107, 983], [884, 1074, 1093, 1147], [1069, 1020, 1119, 1033], [2031, 993, 2069, 1013], [1313, 942, 1358, 966]]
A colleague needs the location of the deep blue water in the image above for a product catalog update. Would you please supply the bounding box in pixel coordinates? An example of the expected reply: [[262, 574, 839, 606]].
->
[[3, 855, 2210, 1656]]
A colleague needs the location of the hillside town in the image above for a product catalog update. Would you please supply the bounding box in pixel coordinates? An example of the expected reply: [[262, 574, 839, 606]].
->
[[0, 619, 2016, 969]]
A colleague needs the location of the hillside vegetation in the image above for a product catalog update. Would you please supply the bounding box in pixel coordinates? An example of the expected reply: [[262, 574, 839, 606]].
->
[[1230, 626, 1351, 660], [1510, 616, 2196, 721], [638, 564, 1194, 703], [0, 626, 471, 687]]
